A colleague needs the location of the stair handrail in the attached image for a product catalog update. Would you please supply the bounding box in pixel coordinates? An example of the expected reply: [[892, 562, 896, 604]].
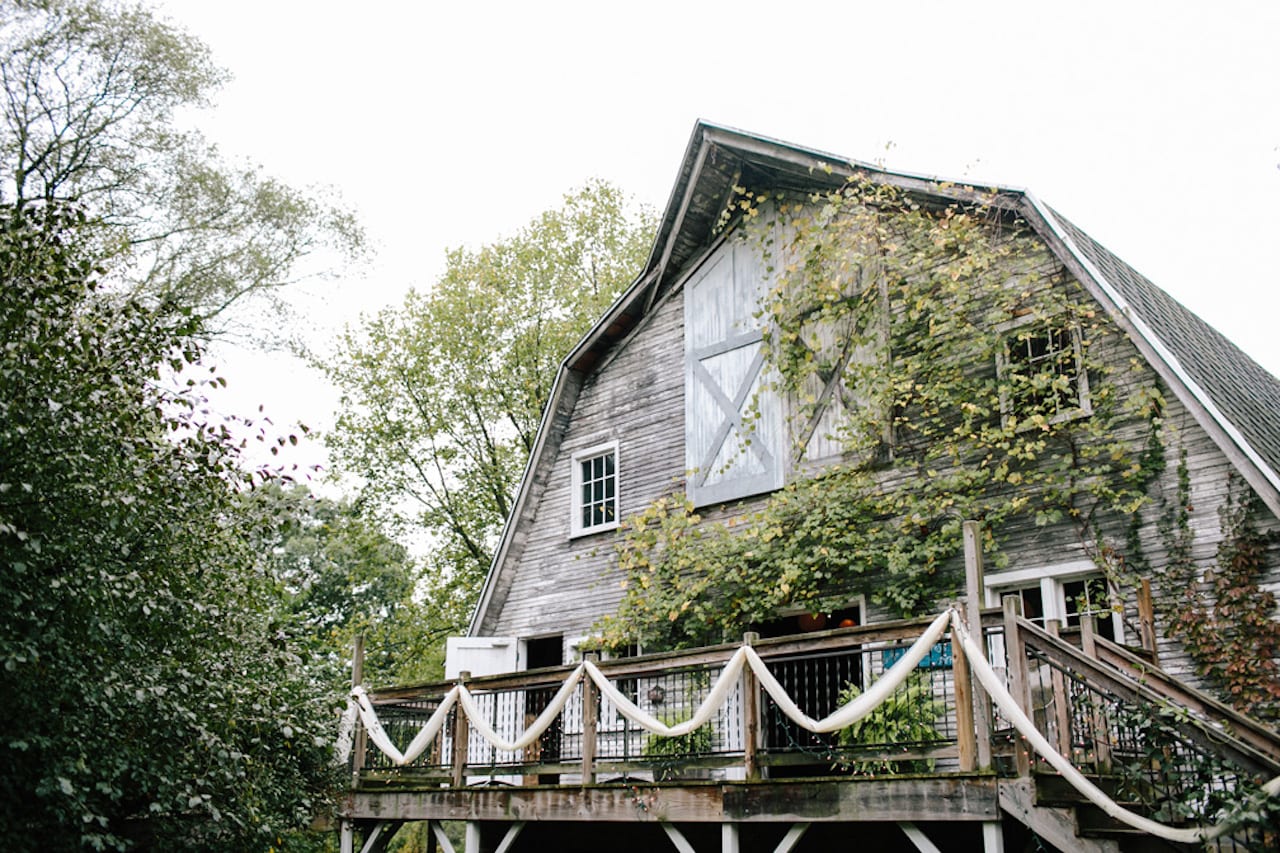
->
[[1013, 615, 1280, 779], [1088, 632, 1280, 770]]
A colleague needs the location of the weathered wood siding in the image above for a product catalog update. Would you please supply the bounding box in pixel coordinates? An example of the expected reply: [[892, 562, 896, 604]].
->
[[481, 210, 1280, 695], [485, 287, 687, 645]]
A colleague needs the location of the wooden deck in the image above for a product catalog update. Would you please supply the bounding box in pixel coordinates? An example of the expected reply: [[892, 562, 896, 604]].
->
[[340, 593, 1280, 852]]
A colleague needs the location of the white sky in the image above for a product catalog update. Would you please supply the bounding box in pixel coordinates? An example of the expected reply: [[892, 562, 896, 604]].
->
[[153, 0, 1280, 476]]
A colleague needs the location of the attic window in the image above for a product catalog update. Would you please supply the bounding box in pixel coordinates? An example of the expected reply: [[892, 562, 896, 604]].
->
[[571, 443, 618, 537], [997, 318, 1091, 428]]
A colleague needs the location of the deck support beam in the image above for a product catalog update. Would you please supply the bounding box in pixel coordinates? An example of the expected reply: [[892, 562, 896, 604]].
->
[[772, 823, 809, 853], [898, 822, 941, 853], [661, 823, 696, 853]]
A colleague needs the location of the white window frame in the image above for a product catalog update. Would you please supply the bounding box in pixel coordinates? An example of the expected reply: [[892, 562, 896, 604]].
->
[[570, 441, 619, 537], [984, 560, 1123, 642], [995, 315, 1092, 430]]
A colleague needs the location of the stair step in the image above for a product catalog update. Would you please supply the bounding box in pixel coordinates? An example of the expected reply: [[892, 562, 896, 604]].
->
[[1074, 805, 1199, 851]]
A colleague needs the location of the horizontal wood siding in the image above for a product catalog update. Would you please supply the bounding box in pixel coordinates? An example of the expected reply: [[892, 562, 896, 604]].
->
[[483, 213, 1280, 698], [489, 291, 687, 643]]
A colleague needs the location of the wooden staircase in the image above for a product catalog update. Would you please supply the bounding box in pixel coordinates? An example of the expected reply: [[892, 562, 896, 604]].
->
[[995, 605, 1280, 852]]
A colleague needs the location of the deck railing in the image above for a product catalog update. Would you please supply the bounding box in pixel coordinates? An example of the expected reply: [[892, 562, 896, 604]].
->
[[351, 601, 1280, 847], [352, 612, 996, 787]]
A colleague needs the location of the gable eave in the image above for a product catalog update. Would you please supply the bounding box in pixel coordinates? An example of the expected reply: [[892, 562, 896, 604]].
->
[[1022, 195, 1280, 519]]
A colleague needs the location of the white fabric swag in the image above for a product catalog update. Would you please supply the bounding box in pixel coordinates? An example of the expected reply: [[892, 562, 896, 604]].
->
[[346, 608, 1278, 841]]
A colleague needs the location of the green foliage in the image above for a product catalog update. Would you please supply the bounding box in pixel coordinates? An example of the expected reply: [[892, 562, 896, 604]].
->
[[1110, 700, 1280, 840], [0, 0, 363, 323], [259, 486, 443, 686], [1158, 461, 1280, 720], [835, 670, 946, 774], [321, 181, 654, 646], [0, 204, 336, 850], [642, 713, 714, 780], [604, 177, 1164, 651]]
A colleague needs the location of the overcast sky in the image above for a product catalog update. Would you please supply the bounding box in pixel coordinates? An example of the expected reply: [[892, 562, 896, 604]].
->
[[153, 0, 1280, 475]]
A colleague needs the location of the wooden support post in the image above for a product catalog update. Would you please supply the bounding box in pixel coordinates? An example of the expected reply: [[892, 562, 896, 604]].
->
[[340, 820, 355, 853], [963, 520, 993, 771], [771, 823, 810, 853], [722, 822, 740, 853], [1045, 621, 1073, 757], [452, 671, 471, 788], [1138, 578, 1159, 666], [898, 822, 941, 853], [741, 632, 762, 782], [581, 653, 598, 786], [951, 600, 977, 772], [464, 821, 481, 853], [429, 821, 456, 853], [427, 819, 439, 853], [493, 822, 525, 853], [1002, 595, 1032, 778], [1079, 617, 1111, 771], [661, 823, 697, 853], [351, 634, 366, 788]]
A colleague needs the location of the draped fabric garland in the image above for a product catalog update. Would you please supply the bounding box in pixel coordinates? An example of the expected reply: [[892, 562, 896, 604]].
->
[[345, 608, 1278, 842]]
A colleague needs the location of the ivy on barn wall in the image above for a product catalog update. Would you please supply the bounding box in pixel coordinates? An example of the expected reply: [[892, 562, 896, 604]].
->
[[1156, 452, 1280, 721], [598, 176, 1167, 652]]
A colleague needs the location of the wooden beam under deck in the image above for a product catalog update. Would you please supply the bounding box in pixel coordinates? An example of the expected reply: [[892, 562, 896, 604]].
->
[[343, 776, 999, 824]]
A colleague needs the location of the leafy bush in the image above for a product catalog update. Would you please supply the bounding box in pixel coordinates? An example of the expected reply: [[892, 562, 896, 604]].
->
[[836, 669, 946, 774]]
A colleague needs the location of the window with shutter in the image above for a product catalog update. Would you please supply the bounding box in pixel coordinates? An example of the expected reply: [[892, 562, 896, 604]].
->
[[684, 238, 784, 506]]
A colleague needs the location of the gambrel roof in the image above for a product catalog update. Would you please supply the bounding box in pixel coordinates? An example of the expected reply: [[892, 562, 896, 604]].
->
[[469, 121, 1280, 634]]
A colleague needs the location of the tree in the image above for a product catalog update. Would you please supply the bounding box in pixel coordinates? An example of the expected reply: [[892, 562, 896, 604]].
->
[[262, 486, 446, 685], [0, 0, 363, 323], [0, 203, 336, 851], [322, 180, 654, 645]]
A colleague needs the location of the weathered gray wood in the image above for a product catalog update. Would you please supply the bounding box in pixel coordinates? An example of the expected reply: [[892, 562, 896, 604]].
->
[[351, 635, 367, 787], [464, 821, 480, 853], [951, 601, 977, 772], [964, 521, 993, 771], [771, 823, 809, 853], [429, 821, 455, 853], [493, 822, 525, 853], [1002, 596, 1032, 778], [898, 822, 941, 853], [344, 777, 1000, 823], [451, 672, 471, 788], [721, 822, 739, 853], [1077, 617, 1110, 771], [581, 653, 598, 785], [1136, 578, 1158, 665], [741, 632, 761, 782], [662, 823, 697, 853], [998, 778, 1119, 853]]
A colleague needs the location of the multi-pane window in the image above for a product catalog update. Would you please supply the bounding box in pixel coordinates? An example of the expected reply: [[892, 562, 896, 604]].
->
[[571, 443, 618, 536], [999, 320, 1091, 426], [989, 568, 1119, 642]]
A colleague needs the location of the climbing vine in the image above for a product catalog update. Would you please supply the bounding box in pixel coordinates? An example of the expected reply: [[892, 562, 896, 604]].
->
[[599, 175, 1165, 652], [1158, 458, 1280, 720]]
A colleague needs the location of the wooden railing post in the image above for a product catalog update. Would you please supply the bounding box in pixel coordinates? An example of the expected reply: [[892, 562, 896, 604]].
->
[[350, 634, 366, 788], [1138, 578, 1159, 666], [963, 521, 993, 771], [581, 653, 598, 785], [1079, 617, 1112, 771], [1045, 621, 1073, 757], [451, 670, 471, 788], [741, 632, 762, 781], [1002, 595, 1032, 777], [951, 600, 977, 772]]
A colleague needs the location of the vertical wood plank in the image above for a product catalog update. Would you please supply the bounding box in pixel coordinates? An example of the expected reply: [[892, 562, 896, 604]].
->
[[722, 822, 740, 853], [963, 521, 993, 771], [351, 634, 367, 787], [1138, 578, 1159, 666], [1045, 621, 1073, 757], [581, 653, 598, 785], [741, 632, 762, 782], [1079, 617, 1111, 771], [452, 671, 471, 788], [465, 821, 481, 853], [951, 600, 976, 772], [1001, 596, 1032, 778]]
